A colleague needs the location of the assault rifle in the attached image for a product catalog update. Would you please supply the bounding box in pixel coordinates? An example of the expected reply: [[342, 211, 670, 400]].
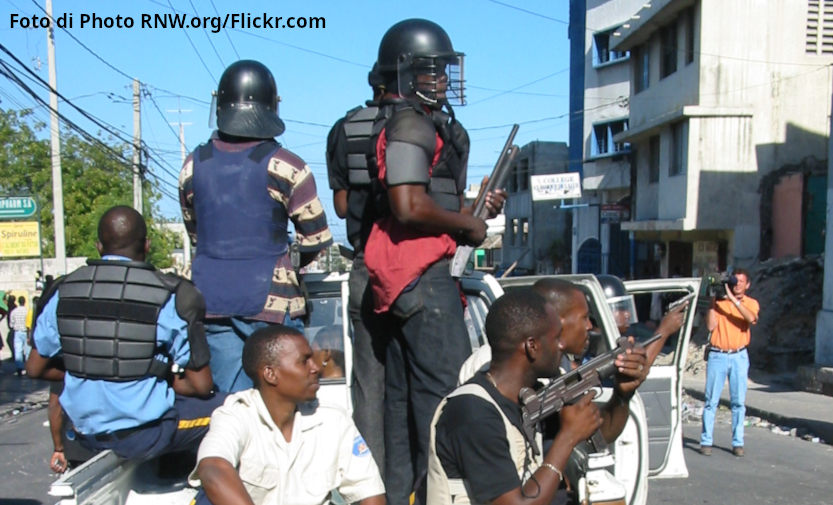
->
[[518, 332, 663, 454], [450, 124, 520, 278]]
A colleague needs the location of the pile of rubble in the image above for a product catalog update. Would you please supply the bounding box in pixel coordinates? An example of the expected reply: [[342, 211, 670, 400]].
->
[[685, 255, 824, 376]]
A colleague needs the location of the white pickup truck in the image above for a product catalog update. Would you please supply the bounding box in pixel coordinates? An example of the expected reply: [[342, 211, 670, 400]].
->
[[48, 271, 700, 505]]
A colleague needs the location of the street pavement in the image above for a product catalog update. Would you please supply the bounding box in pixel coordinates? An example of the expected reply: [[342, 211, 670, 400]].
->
[[683, 370, 833, 445]]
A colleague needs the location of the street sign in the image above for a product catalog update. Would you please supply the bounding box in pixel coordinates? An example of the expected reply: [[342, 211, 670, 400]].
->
[[0, 196, 38, 220], [0, 221, 41, 257], [531, 173, 582, 201]]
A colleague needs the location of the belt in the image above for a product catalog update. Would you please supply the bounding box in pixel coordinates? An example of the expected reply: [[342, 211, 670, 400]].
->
[[90, 419, 160, 442], [709, 346, 746, 354]]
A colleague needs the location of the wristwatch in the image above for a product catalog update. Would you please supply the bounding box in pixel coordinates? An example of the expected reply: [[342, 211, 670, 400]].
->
[[734, 300, 741, 307]]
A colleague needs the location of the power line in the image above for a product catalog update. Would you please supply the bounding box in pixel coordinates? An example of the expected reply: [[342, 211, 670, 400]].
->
[[29, 0, 135, 81], [484, 0, 568, 25], [187, 0, 225, 68], [467, 68, 569, 106], [208, 0, 240, 59], [166, 0, 216, 82]]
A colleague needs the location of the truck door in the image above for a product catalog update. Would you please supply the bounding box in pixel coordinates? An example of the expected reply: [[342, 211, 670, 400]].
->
[[624, 278, 701, 478]]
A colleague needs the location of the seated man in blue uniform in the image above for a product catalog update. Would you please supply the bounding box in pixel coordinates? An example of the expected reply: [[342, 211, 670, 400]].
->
[[26, 206, 225, 460]]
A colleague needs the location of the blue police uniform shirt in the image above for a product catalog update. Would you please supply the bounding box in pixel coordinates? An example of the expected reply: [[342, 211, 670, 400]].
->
[[34, 255, 192, 435]]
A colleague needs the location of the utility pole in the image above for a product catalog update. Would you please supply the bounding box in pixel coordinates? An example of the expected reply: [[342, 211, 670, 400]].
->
[[132, 79, 142, 214], [45, 0, 66, 274], [168, 101, 192, 266]]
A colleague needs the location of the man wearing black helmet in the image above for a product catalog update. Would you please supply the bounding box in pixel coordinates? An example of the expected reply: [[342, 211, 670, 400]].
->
[[363, 19, 506, 505], [326, 64, 388, 472], [180, 60, 333, 393]]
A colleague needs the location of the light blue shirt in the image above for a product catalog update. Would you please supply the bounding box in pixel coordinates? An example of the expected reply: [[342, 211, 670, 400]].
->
[[34, 259, 192, 435]]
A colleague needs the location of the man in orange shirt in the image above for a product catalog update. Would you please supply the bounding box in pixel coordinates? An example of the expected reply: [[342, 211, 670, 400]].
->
[[700, 268, 759, 458]]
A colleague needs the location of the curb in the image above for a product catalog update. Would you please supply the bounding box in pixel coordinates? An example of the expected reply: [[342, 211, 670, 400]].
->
[[683, 387, 832, 446]]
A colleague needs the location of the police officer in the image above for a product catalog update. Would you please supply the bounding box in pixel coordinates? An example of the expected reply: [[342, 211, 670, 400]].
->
[[326, 64, 387, 471], [179, 60, 333, 393], [596, 274, 686, 366], [363, 19, 505, 504], [26, 206, 224, 460]]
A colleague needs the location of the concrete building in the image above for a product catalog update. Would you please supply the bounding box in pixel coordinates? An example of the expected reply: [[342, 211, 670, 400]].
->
[[500, 141, 571, 275], [569, 0, 649, 277], [605, 0, 832, 275]]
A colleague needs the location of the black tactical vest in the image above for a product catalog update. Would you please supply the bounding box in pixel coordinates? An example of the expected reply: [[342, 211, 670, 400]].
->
[[57, 260, 177, 381], [343, 104, 380, 251], [369, 100, 468, 215]]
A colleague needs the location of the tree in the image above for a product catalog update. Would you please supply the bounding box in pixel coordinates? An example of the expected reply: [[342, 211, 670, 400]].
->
[[0, 108, 176, 267]]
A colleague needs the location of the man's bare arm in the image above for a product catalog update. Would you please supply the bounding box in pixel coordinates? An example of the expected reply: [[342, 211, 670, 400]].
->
[[198, 457, 256, 505]]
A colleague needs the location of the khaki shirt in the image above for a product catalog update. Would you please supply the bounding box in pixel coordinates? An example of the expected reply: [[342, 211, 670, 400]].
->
[[189, 389, 384, 505]]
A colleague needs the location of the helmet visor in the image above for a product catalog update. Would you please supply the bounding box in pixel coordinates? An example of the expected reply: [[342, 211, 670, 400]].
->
[[400, 53, 465, 106], [216, 101, 285, 139], [607, 294, 638, 330]]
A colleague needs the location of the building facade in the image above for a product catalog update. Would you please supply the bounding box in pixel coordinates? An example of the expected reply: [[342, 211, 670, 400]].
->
[[610, 0, 832, 275], [500, 141, 571, 275]]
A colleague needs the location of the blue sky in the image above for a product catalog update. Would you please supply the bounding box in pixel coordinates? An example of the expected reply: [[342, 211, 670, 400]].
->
[[1, 0, 571, 243]]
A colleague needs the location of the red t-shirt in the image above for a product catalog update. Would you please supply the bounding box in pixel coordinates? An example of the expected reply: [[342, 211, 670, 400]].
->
[[364, 127, 456, 313]]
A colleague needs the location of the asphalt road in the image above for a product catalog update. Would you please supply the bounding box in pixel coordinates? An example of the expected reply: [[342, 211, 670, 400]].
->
[[647, 422, 833, 505], [2, 382, 832, 505], [0, 406, 57, 505]]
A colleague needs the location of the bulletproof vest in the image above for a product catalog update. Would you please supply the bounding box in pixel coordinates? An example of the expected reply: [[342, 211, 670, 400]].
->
[[369, 100, 467, 216], [343, 105, 380, 251], [426, 383, 542, 505], [56, 260, 176, 381], [191, 139, 289, 316]]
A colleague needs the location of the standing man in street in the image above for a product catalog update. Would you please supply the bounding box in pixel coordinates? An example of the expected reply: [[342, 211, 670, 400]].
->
[[326, 64, 387, 472], [10, 296, 30, 376], [180, 59, 333, 393], [700, 268, 759, 458], [364, 19, 506, 504], [26, 206, 224, 460]]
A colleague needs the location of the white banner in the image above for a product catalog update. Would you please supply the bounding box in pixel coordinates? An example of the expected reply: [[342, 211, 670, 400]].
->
[[530, 172, 582, 201]]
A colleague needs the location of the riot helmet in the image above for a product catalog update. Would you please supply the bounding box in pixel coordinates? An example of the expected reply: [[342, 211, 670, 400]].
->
[[597, 274, 638, 333], [376, 18, 465, 107], [214, 60, 285, 139]]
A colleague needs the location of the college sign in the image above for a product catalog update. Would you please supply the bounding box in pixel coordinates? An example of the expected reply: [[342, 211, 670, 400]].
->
[[0, 196, 38, 220], [0, 221, 41, 257], [530, 173, 582, 201]]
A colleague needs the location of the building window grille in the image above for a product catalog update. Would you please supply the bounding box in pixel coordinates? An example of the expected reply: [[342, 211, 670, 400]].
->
[[649, 135, 660, 183], [592, 119, 630, 157], [670, 121, 687, 176], [660, 23, 678, 78], [593, 28, 629, 66]]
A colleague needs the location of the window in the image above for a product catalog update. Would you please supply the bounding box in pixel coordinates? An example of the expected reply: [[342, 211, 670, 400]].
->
[[521, 218, 529, 246], [593, 29, 629, 66], [685, 8, 696, 64], [649, 135, 660, 183], [635, 46, 650, 92], [670, 121, 686, 176], [660, 23, 678, 78], [517, 158, 529, 191], [806, 0, 833, 54], [592, 119, 630, 157]]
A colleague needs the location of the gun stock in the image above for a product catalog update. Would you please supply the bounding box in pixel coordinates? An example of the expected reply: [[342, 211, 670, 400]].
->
[[450, 124, 519, 277], [519, 333, 662, 454]]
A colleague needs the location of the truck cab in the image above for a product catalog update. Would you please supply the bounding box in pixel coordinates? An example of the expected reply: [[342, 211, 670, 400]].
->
[[48, 272, 699, 505]]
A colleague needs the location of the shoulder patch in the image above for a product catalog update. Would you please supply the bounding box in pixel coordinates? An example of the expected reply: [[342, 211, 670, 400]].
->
[[352, 434, 371, 457]]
